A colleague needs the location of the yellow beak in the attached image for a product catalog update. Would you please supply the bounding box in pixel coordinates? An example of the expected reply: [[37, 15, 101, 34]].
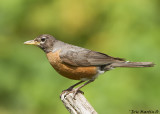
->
[[24, 40, 40, 45]]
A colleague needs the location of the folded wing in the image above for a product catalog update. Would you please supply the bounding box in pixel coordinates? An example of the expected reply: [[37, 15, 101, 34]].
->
[[60, 49, 125, 67]]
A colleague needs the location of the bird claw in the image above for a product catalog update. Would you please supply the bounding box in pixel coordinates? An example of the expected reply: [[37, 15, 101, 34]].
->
[[61, 88, 84, 100], [72, 89, 84, 100]]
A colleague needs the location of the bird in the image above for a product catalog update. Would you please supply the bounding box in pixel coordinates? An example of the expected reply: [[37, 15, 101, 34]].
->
[[24, 34, 154, 99]]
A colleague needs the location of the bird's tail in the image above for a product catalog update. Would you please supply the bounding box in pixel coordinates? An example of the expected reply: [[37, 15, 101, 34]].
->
[[111, 62, 154, 68]]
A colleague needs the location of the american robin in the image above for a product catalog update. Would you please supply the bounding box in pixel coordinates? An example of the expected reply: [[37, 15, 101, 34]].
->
[[24, 34, 154, 98]]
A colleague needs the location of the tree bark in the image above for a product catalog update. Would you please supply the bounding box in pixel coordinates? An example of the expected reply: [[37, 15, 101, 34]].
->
[[60, 90, 97, 114]]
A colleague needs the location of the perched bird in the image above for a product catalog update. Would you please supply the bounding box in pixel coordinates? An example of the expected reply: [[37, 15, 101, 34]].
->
[[24, 34, 154, 98]]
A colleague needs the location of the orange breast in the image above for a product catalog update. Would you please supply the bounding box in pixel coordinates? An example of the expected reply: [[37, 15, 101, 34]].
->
[[46, 50, 98, 80]]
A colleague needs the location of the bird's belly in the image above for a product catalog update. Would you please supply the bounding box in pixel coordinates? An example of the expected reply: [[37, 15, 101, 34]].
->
[[46, 51, 98, 80]]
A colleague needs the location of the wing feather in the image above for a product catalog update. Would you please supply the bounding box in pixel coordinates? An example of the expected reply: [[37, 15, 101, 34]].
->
[[60, 48, 125, 67]]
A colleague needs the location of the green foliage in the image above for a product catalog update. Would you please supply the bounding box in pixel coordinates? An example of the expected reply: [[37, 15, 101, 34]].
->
[[0, 0, 159, 114]]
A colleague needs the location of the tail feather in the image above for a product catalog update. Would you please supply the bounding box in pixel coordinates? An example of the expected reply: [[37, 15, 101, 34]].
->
[[112, 62, 154, 68]]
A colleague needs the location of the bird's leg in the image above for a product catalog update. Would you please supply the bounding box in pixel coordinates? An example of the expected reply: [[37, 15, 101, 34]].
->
[[61, 81, 84, 98], [73, 79, 95, 99], [65, 80, 84, 91]]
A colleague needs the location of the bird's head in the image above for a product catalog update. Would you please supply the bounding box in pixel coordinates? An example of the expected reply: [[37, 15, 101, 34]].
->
[[24, 34, 56, 53]]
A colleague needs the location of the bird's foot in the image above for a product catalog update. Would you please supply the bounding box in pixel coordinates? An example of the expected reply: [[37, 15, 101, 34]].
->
[[61, 87, 74, 96], [61, 88, 84, 100], [72, 88, 84, 100]]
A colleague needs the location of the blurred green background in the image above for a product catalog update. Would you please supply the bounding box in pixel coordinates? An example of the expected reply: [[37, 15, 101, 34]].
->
[[0, 0, 159, 114]]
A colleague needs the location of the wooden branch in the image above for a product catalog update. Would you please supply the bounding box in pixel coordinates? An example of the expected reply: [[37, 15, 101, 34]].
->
[[60, 90, 98, 114]]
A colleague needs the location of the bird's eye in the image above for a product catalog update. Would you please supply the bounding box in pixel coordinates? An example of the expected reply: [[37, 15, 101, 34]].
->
[[41, 37, 46, 42]]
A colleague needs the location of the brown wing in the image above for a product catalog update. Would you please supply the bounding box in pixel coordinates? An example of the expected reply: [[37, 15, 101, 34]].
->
[[60, 49, 125, 67]]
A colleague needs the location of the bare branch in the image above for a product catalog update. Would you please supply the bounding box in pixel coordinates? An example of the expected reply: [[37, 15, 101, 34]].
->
[[60, 90, 97, 114]]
